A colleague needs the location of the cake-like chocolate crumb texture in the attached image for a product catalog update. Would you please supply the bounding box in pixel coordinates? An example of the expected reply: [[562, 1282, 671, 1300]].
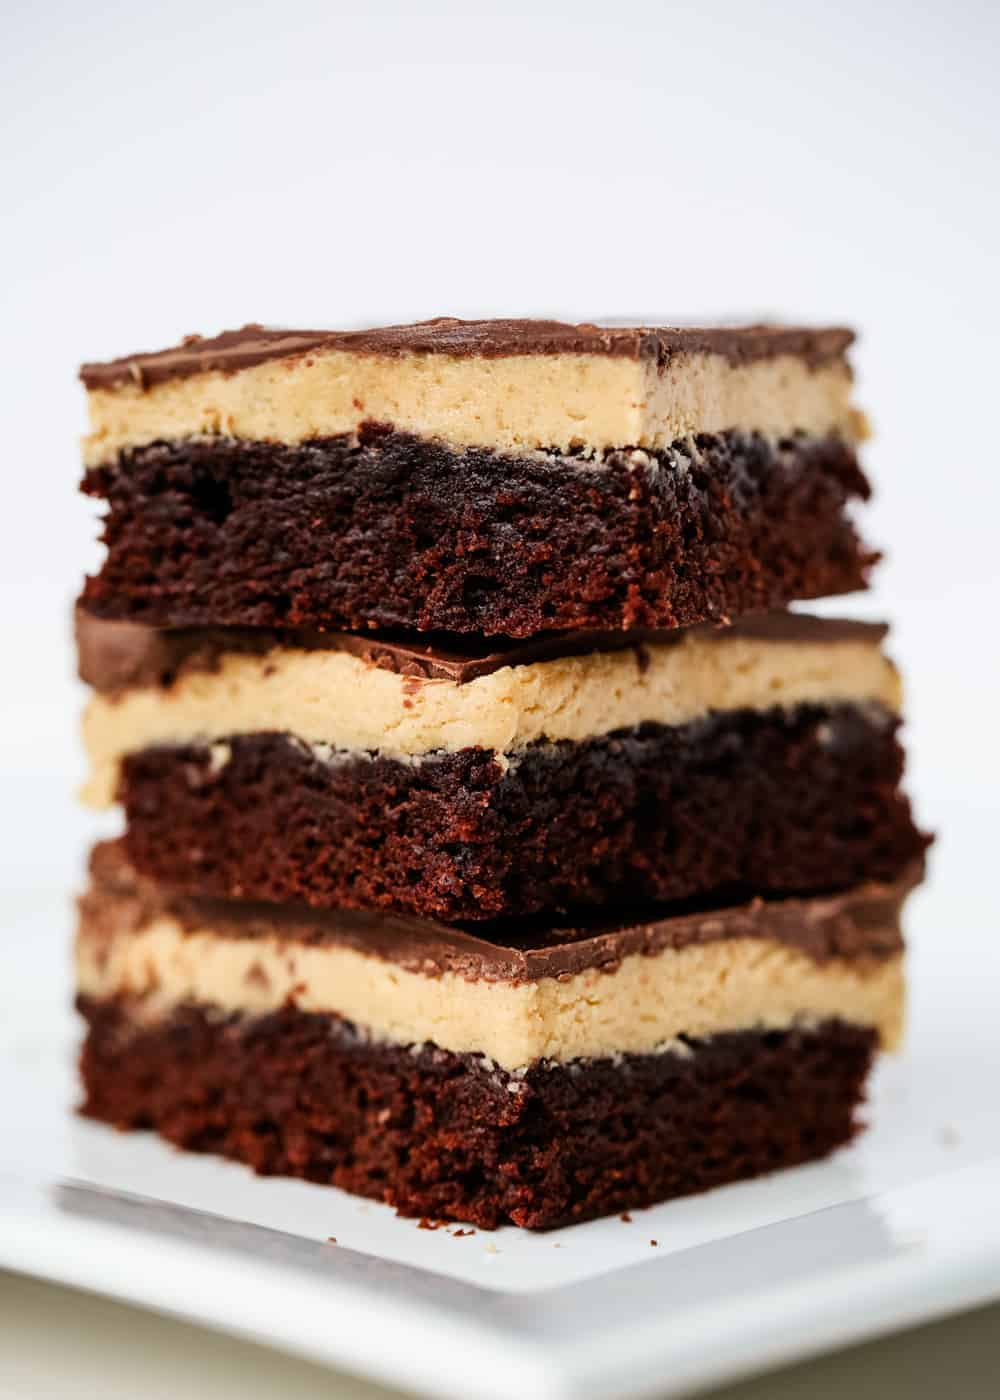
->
[[77, 997, 877, 1229], [85, 838, 918, 984], [113, 704, 929, 922], [80, 427, 875, 636], [80, 319, 855, 390]]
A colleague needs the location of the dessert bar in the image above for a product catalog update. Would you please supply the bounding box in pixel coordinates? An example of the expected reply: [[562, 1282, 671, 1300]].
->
[[78, 609, 928, 921], [78, 843, 914, 1229], [80, 321, 875, 637]]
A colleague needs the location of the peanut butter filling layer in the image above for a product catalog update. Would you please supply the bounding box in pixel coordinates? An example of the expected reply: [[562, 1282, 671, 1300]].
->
[[82, 325, 863, 463], [76, 909, 904, 1072]]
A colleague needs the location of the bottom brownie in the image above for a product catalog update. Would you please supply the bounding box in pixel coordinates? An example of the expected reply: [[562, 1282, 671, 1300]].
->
[[78, 998, 876, 1229]]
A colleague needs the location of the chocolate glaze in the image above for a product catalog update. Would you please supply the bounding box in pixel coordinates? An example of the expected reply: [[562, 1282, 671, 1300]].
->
[[79, 319, 854, 390], [75, 606, 889, 693], [84, 841, 917, 985]]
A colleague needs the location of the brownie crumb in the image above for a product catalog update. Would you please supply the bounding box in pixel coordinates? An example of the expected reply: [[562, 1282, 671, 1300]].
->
[[81, 427, 875, 637], [78, 999, 876, 1230], [120, 707, 928, 922]]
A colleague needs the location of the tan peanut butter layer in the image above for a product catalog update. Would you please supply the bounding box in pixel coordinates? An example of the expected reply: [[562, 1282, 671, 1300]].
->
[[79, 615, 901, 808], [80, 319, 865, 462], [77, 848, 911, 1071]]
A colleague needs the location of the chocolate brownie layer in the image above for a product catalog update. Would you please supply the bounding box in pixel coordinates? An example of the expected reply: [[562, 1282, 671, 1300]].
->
[[77, 998, 877, 1229], [117, 703, 928, 920], [80, 428, 874, 636], [80, 318, 862, 462]]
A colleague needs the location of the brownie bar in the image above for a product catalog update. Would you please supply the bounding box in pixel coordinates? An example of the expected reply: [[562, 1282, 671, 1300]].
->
[[78, 998, 876, 1229], [75, 841, 911, 1226], [80, 427, 874, 636], [118, 703, 929, 920], [80, 606, 923, 919]]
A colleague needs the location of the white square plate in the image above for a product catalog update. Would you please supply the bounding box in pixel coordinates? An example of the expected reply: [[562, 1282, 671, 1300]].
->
[[3, 792, 999, 1400]]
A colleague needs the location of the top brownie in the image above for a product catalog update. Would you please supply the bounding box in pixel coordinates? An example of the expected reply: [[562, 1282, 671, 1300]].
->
[[79, 318, 875, 636]]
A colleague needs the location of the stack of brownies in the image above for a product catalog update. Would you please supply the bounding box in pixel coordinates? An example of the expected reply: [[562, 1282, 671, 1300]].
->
[[74, 319, 929, 1228]]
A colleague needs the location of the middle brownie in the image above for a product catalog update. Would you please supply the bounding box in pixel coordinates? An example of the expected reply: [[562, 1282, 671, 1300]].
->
[[79, 610, 929, 921]]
